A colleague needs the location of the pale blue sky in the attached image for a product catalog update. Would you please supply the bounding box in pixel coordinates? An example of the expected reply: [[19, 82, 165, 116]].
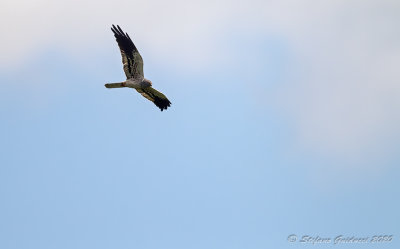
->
[[1, 1, 399, 248]]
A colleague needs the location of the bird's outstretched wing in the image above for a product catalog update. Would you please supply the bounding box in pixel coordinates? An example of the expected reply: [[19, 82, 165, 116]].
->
[[136, 87, 172, 111], [111, 25, 144, 79]]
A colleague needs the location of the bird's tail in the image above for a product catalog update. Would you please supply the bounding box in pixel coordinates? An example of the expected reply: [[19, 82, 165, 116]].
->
[[105, 82, 125, 88]]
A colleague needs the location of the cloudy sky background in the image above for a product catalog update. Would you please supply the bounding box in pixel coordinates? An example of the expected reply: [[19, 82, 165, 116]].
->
[[1, 0, 399, 248]]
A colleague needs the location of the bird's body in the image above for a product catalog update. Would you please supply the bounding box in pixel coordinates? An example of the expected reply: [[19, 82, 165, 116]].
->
[[105, 25, 171, 111]]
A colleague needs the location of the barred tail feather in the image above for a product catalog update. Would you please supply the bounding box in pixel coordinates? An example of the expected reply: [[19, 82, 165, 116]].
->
[[105, 83, 125, 88]]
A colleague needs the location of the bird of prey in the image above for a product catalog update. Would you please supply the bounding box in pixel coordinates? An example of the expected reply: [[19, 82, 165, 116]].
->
[[105, 25, 171, 111]]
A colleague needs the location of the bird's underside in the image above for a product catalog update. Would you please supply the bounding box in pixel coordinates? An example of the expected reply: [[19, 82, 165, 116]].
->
[[105, 25, 171, 111]]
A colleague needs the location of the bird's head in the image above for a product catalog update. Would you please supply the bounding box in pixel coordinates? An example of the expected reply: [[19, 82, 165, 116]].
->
[[142, 78, 152, 87]]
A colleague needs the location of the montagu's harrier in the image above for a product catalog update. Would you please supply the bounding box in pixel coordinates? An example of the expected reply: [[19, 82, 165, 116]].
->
[[105, 25, 171, 111]]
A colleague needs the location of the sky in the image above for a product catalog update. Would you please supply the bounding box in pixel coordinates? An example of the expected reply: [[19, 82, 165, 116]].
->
[[0, 0, 399, 248]]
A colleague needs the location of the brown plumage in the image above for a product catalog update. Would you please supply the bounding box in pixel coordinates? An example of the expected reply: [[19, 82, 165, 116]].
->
[[106, 25, 171, 111]]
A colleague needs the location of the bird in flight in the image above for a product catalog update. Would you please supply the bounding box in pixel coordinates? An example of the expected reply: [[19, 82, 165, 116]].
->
[[105, 25, 171, 111]]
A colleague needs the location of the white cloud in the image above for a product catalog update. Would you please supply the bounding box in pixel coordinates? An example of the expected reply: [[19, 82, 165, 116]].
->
[[266, 0, 400, 179], [1, 0, 399, 178], [0, 0, 242, 71]]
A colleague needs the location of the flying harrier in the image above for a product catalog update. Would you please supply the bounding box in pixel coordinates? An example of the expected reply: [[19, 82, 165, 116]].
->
[[105, 25, 171, 111]]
